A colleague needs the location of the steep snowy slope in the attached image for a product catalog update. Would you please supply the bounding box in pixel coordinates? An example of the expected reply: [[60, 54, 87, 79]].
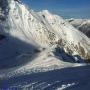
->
[[0, 0, 41, 69], [0, 0, 90, 68], [38, 10, 90, 60], [5, 0, 90, 60], [7, 0, 59, 48], [67, 19, 90, 38], [4, 1, 90, 60]]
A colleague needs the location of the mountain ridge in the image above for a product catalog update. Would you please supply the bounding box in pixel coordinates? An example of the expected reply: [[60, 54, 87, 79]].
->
[[67, 19, 90, 38], [0, 0, 90, 61]]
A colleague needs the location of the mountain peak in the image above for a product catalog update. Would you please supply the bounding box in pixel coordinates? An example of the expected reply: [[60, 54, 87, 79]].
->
[[41, 10, 51, 15]]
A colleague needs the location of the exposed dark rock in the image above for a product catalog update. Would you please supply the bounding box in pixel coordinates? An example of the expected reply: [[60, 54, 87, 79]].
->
[[0, 34, 6, 40], [0, 0, 9, 21]]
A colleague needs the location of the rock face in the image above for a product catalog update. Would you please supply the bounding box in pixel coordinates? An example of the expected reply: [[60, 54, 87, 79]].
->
[[0, 0, 90, 62], [67, 19, 90, 38], [0, 0, 9, 21]]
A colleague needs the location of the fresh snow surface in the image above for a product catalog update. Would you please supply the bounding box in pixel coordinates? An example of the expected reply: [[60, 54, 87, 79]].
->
[[1, 65, 90, 90], [67, 19, 90, 38]]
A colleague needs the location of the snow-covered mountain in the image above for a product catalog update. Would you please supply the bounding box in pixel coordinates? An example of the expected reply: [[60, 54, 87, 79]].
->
[[0, 0, 90, 89], [0, 0, 90, 61], [67, 19, 90, 38], [0, 0, 90, 70]]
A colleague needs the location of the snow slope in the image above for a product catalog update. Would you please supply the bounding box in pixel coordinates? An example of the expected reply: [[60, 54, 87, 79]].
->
[[0, 65, 90, 90], [2, 0, 90, 60], [0, 0, 90, 89], [38, 10, 90, 59], [0, 0, 90, 74], [67, 19, 90, 38]]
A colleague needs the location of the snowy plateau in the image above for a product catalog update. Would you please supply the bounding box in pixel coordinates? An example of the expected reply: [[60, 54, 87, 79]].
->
[[0, 0, 90, 90]]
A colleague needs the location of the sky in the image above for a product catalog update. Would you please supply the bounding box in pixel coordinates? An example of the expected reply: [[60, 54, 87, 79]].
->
[[22, 0, 90, 19]]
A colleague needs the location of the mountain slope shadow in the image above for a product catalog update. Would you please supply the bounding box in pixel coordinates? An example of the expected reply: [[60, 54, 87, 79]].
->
[[0, 33, 40, 70]]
